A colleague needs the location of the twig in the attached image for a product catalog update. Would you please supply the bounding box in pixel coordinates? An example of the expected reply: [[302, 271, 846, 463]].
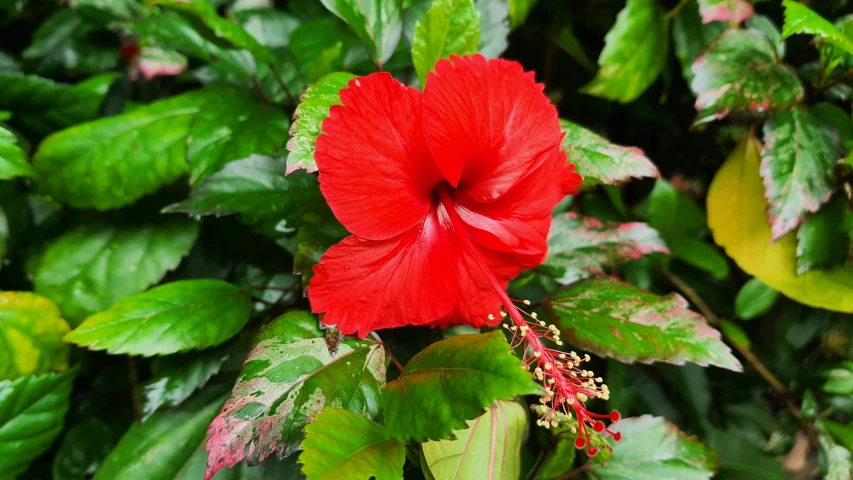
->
[[128, 356, 143, 423], [269, 64, 297, 106], [664, 0, 689, 21]]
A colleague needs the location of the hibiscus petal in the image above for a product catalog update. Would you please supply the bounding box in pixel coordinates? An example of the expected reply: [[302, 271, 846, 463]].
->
[[308, 210, 458, 338], [422, 55, 562, 202], [316, 72, 444, 241]]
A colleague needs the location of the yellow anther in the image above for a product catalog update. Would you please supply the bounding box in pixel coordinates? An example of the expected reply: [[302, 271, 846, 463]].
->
[[488, 313, 495, 320], [523, 299, 531, 305], [551, 420, 559, 428], [538, 320, 546, 327], [567, 397, 575, 405], [577, 393, 588, 402], [584, 354, 591, 362], [500, 311, 507, 318], [533, 351, 541, 358], [502, 323, 509, 329], [558, 353, 566, 359], [510, 325, 517, 331], [544, 362, 552, 370], [570, 427, 578, 434], [596, 377, 603, 383], [531, 312, 538, 319], [547, 378, 555, 385]]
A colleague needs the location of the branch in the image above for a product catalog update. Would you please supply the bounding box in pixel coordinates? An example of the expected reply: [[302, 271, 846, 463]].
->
[[268, 64, 297, 106]]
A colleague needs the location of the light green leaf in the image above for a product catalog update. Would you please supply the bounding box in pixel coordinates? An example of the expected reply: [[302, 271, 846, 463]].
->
[[412, 0, 480, 87], [33, 218, 199, 325], [543, 278, 741, 371], [52, 418, 114, 480], [320, 0, 403, 67], [0, 372, 73, 478], [64, 280, 251, 356], [580, 0, 668, 103], [0, 291, 69, 381], [538, 425, 577, 479], [782, 0, 853, 54], [382, 331, 541, 442], [0, 126, 32, 179], [286, 72, 356, 174], [508, 0, 536, 29], [300, 408, 404, 480], [422, 401, 525, 480], [205, 311, 386, 477], [234, 9, 301, 48], [819, 430, 853, 480], [734, 278, 779, 320], [143, 344, 231, 420]]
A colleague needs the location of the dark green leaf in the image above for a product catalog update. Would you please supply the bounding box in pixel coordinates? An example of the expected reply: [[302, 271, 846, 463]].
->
[[64, 279, 251, 356], [72, 0, 138, 19], [697, 0, 753, 24], [552, 25, 595, 72], [734, 278, 779, 320], [0, 372, 73, 478], [812, 102, 853, 149], [781, 0, 853, 54], [796, 196, 850, 274], [421, 401, 525, 480], [22, 9, 119, 76], [0, 291, 70, 381], [672, 1, 726, 83], [382, 331, 541, 442], [94, 385, 229, 480], [761, 107, 841, 240], [143, 344, 231, 420], [747, 14, 784, 58], [691, 29, 803, 125], [0, 126, 32, 179], [475, 0, 509, 58], [299, 408, 405, 480], [412, 0, 480, 86], [580, 0, 668, 103], [508, 0, 535, 29], [164, 156, 324, 237], [545, 212, 668, 284], [707, 429, 787, 479], [560, 119, 659, 189], [52, 418, 114, 480], [823, 419, 853, 452], [543, 278, 741, 371], [319, 0, 403, 66], [205, 311, 385, 476], [289, 209, 349, 286], [286, 72, 356, 174], [33, 218, 199, 325], [590, 416, 718, 479], [666, 235, 730, 279], [539, 425, 577, 479]]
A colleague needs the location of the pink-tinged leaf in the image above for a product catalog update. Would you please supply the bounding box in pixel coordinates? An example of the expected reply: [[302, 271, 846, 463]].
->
[[559, 119, 660, 190], [543, 278, 742, 371], [545, 213, 669, 284], [204, 311, 385, 480], [133, 48, 188, 81], [760, 107, 840, 240], [698, 0, 754, 24]]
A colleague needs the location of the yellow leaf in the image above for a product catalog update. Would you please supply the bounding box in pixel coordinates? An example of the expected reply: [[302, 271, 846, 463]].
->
[[0, 292, 71, 380], [708, 136, 853, 312]]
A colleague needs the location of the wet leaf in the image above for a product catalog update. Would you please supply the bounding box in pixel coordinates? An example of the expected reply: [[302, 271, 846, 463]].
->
[[0, 291, 69, 380], [143, 344, 231, 420], [319, 0, 402, 67], [781, 0, 853, 55], [52, 418, 114, 480]]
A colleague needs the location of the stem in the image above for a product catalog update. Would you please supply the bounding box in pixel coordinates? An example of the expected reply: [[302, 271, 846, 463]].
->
[[368, 332, 405, 376], [816, 69, 853, 94], [128, 356, 142, 423], [269, 64, 297, 106], [252, 76, 271, 105], [556, 461, 592, 480], [664, 0, 689, 21]]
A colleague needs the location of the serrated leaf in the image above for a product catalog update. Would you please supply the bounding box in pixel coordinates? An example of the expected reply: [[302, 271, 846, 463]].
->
[[543, 278, 741, 371], [475, 0, 509, 58], [0, 72, 115, 137], [672, 0, 727, 83], [796, 195, 850, 274], [0, 292, 69, 381], [33, 218, 199, 325], [708, 136, 853, 313], [560, 119, 659, 189], [734, 278, 779, 320], [782, 0, 853, 54], [545, 212, 668, 285], [382, 331, 541, 442], [143, 344, 231, 421], [590, 416, 718, 479], [94, 385, 229, 480], [164, 155, 325, 238], [421, 401, 525, 480], [691, 29, 803, 125], [760, 108, 841, 240], [186, 88, 290, 184], [286, 72, 356, 174], [205, 311, 386, 478], [320, 0, 403, 67], [52, 418, 114, 480], [300, 408, 404, 480], [0, 126, 32, 179], [412, 0, 480, 86], [65, 279, 251, 356], [697, 0, 753, 24], [0, 372, 73, 478], [580, 0, 668, 103]]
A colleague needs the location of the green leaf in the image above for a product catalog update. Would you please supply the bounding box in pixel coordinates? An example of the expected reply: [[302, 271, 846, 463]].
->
[[796, 195, 850, 274], [760, 107, 841, 240], [0, 72, 116, 137], [560, 119, 659, 189], [412, 0, 480, 87], [823, 419, 853, 452], [320, 0, 403, 67], [33, 218, 199, 325], [150, 0, 277, 64], [508, 0, 535, 29], [164, 156, 324, 238], [0, 372, 73, 478], [52, 418, 114, 480], [735, 278, 779, 320], [672, 1, 727, 83], [782, 0, 853, 55], [286, 72, 356, 174], [691, 29, 803, 124], [205, 311, 386, 476], [421, 401, 525, 480], [697, 0, 753, 24], [64, 279, 251, 356], [382, 331, 541, 442], [0, 126, 32, 179], [94, 385, 229, 480], [143, 344, 231, 420], [706, 428, 787, 479], [234, 9, 301, 48], [580, 0, 668, 103], [300, 408, 404, 480], [0, 291, 70, 381], [22, 9, 119, 76], [71, 0, 138, 19], [819, 430, 853, 480], [747, 14, 785, 58], [539, 425, 577, 479], [666, 236, 730, 279], [186, 87, 290, 184], [543, 278, 741, 371], [590, 415, 718, 479], [552, 25, 596, 72], [545, 212, 668, 285], [475, 0, 509, 58]]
